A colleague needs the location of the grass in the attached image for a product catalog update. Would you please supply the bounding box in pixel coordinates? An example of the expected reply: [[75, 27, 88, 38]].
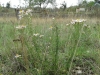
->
[[0, 17, 100, 75]]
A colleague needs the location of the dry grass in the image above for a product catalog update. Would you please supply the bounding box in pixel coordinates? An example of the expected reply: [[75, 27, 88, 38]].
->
[[0, 16, 99, 24]]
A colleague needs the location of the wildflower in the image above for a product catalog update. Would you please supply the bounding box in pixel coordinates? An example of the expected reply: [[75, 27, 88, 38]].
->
[[66, 24, 69, 26], [87, 50, 90, 53], [39, 35, 44, 38], [49, 26, 53, 30], [76, 70, 82, 74], [16, 25, 26, 30], [52, 17, 55, 20], [32, 44, 34, 47], [71, 21, 75, 25], [34, 68, 40, 72], [47, 46, 50, 48], [83, 24, 90, 28], [25, 9, 33, 16], [76, 66, 81, 69], [18, 9, 32, 20], [18, 10, 25, 20], [33, 33, 40, 36], [25, 12, 28, 15], [71, 19, 86, 24], [37, 69, 39, 72], [18, 15, 23, 20], [26, 9, 33, 13], [19, 10, 25, 15], [15, 54, 21, 58]]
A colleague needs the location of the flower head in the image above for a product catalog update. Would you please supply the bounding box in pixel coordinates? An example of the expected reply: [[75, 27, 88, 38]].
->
[[71, 21, 75, 25], [33, 33, 40, 36], [52, 17, 55, 20], [16, 25, 26, 30], [15, 54, 21, 58], [19, 10, 25, 15], [49, 26, 53, 30], [18, 15, 23, 20], [39, 35, 44, 38], [66, 24, 69, 26], [76, 70, 82, 74], [25, 9, 33, 16], [71, 19, 86, 24], [18, 10, 25, 20]]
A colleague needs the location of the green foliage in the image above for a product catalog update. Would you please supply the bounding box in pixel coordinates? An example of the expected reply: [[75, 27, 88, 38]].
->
[[0, 17, 100, 75], [87, 1, 95, 7], [0, 5, 2, 12], [6, 2, 10, 9], [61, 1, 67, 11], [24, 0, 56, 8], [79, 0, 95, 8]]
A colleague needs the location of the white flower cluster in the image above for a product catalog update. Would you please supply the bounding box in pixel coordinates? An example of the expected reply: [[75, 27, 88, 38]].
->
[[18, 10, 25, 20], [18, 9, 33, 20], [66, 19, 86, 26], [71, 19, 86, 24], [33, 33, 40, 36], [33, 33, 44, 38], [15, 54, 21, 58], [25, 9, 33, 16], [16, 25, 26, 30]]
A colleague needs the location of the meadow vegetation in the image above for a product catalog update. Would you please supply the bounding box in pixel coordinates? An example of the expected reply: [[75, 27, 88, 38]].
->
[[0, 15, 100, 75]]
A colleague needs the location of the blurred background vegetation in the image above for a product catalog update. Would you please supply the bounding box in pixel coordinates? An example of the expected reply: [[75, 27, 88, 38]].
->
[[0, 0, 100, 18]]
